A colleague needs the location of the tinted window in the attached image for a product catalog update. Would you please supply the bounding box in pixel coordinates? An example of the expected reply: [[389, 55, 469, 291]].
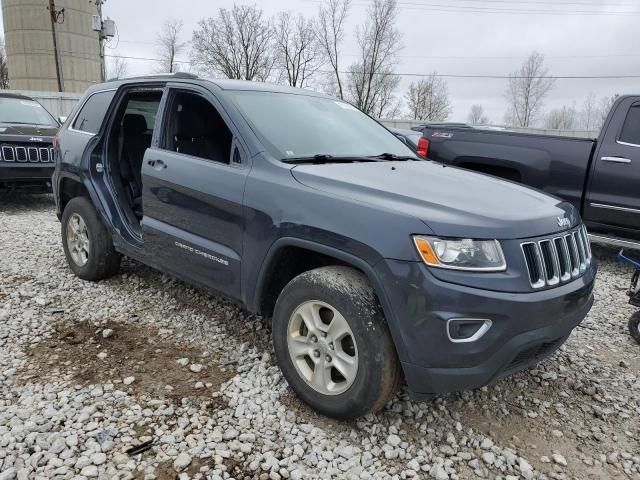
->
[[619, 105, 640, 145], [163, 91, 232, 164], [72, 90, 115, 134], [228, 91, 416, 160], [0, 97, 58, 126]]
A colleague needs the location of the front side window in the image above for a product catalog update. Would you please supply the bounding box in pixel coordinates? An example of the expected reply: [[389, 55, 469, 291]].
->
[[163, 91, 232, 164], [228, 91, 416, 160], [0, 96, 58, 127], [72, 90, 115, 134], [619, 105, 640, 146]]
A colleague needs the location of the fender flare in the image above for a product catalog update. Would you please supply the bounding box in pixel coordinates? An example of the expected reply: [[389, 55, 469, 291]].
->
[[56, 172, 112, 229], [252, 237, 396, 325]]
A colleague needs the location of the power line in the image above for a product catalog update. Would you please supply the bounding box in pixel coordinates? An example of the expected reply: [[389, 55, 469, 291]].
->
[[393, 0, 640, 6], [99, 55, 640, 80], [21, 48, 640, 81], [330, 71, 640, 79], [302, 0, 640, 15]]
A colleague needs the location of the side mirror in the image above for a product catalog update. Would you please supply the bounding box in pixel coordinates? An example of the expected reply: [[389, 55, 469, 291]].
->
[[58, 116, 67, 125]]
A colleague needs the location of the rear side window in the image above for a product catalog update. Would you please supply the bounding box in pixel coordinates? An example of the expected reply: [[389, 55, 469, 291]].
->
[[619, 105, 640, 146], [72, 90, 115, 134]]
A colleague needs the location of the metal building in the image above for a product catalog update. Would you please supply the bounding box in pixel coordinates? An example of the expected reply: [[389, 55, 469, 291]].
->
[[2, 0, 102, 93]]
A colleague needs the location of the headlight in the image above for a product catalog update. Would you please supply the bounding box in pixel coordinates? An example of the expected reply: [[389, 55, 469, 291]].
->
[[413, 236, 507, 272]]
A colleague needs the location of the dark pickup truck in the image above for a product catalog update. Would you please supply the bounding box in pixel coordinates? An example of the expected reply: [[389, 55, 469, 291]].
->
[[0, 93, 60, 192], [420, 95, 640, 248]]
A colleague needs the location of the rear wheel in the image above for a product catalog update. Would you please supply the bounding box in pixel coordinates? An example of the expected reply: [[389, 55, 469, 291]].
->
[[272, 266, 401, 419], [61, 196, 121, 281], [629, 311, 640, 344]]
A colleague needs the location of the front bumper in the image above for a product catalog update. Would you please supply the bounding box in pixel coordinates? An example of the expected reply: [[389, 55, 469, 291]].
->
[[0, 162, 54, 189], [376, 259, 596, 397]]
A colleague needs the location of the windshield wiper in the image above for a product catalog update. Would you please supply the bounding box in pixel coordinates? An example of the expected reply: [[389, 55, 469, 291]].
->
[[282, 154, 379, 164], [370, 152, 418, 161]]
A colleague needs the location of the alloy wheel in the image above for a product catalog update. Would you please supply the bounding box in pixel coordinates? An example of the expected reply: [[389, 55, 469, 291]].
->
[[287, 300, 359, 395], [66, 213, 90, 267]]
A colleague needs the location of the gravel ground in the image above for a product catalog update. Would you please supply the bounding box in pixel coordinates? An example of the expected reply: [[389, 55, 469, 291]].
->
[[0, 193, 639, 480]]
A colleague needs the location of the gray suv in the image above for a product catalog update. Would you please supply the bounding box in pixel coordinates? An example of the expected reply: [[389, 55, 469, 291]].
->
[[52, 73, 596, 419]]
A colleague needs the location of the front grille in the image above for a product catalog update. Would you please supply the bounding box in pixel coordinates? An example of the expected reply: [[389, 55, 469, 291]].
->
[[521, 225, 591, 289], [0, 143, 54, 163], [15, 146, 27, 162]]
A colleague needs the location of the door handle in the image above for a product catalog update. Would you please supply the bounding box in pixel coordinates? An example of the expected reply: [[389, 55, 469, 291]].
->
[[601, 156, 632, 164], [147, 159, 167, 170]]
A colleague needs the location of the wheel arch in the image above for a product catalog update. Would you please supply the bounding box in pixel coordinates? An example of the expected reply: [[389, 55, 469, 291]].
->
[[252, 238, 394, 325], [57, 174, 91, 216]]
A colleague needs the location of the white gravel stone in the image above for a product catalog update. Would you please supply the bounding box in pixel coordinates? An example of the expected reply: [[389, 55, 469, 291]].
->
[[189, 363, 204, 373], [1, 197, 638, 480], [552, 453, 568, 466], [387, 434, 401, 447], [123, 376, 135, 385], [174, 452, 192, 471], [102, 329, 114, 338]]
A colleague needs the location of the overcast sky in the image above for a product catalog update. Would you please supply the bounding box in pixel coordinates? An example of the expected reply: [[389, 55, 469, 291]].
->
[[3, 0, 639, 124]]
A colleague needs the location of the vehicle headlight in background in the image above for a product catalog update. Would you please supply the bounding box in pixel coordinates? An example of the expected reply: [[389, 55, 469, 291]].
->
[[413, 236, 507, 271]]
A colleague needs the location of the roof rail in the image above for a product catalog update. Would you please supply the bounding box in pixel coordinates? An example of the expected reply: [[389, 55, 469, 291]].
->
[[114, 72, 199, 82], [171, 72, 199, 79]]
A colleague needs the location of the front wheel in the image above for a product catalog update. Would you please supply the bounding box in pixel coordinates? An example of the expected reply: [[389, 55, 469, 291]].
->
[[629, 311, 640, 344], [272, 266, 401, 420], [61, 196, 121, 281]]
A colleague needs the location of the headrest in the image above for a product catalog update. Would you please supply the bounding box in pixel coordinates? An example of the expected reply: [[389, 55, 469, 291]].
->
[[123, 114, 147, 135]]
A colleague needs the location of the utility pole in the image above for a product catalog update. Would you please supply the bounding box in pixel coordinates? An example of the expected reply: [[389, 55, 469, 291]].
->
[[90, 0, 114, 82], [47, 0, 65, 92], [95, 0, 106, 82]]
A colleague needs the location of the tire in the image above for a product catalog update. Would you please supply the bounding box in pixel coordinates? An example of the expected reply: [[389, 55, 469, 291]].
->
[[629, 311, 640, 344], [272, 266, 401, 420], [61, 196, 121, 281]]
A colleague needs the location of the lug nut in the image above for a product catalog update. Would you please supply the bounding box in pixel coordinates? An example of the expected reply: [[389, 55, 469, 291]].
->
[[325, 355, 331, 362], [329, 344, 334, 350], [310, 335, 317, 343], [321, 332, 327, 338], [313, 350, 320, 357]]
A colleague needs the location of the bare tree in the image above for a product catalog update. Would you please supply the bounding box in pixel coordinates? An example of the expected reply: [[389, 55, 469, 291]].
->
[[345, 0, 403, 116], [317, 0, 350, 99], [106, 56, 129, 80], [467, 104, 489, 125], [579, 92, 598, 130], [597, 94, 619, 130], [504, 51, 555, 127], [155, 18, 186, 73], [404, 74, 452, 121], [192, 5, 274, 81], [545, 105, 577, 130], [0, 36, 9, 89], [370, 72, 402, 118], [274, 12, 321, 88]]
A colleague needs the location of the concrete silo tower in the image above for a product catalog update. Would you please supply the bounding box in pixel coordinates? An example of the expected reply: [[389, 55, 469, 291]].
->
[[2, 0, 103, 92]]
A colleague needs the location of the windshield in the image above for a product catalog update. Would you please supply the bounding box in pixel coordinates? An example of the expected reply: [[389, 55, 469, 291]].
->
[[228, 91, 416, 160], [0, 97, 58, 126]]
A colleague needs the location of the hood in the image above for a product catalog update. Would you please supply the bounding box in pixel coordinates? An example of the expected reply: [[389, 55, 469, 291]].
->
[[290, 160, 579, 239], [0, 123, 58, 138]]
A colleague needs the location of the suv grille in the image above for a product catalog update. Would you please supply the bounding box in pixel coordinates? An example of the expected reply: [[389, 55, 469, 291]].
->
[[0, 143, 55, 163], [521, 225, 591, 289]]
